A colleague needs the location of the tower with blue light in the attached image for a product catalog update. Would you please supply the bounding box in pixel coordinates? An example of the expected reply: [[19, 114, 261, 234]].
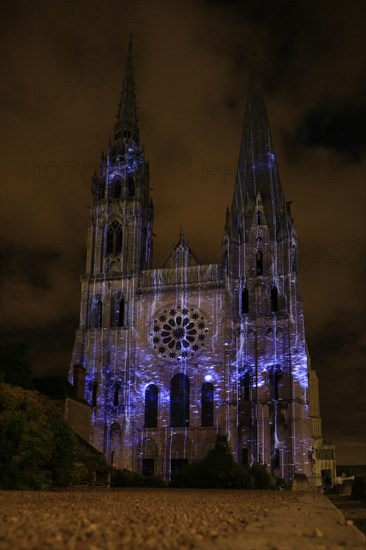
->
[[69, 39, 313, 482], [225, 65, 312, 480]]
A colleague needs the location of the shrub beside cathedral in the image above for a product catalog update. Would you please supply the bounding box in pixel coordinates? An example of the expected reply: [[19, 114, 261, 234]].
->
[[69, 38, 329, 485]]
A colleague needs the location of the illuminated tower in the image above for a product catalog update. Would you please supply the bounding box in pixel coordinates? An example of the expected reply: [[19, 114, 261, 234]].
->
[[70, 35, 153, 460], [69, 42, 313, 482], [87, 36, 153, 277], [223, 66, 312, 479]]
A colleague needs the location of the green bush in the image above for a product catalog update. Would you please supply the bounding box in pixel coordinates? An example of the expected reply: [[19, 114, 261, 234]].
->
[[230, 464, 255, 489], [170, 437, 274, 489], [171, 436, 273, 489], [250, 463, 275, 490], [110, 467, 166, 488]]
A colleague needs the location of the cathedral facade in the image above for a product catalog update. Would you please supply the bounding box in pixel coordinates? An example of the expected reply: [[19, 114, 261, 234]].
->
[[69, 39, 314, 482]]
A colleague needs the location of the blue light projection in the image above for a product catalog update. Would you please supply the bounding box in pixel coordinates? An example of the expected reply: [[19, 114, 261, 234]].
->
[[69, 48, 314, 483], [92, 143, 145, 204], [250, 151, 277, 172]]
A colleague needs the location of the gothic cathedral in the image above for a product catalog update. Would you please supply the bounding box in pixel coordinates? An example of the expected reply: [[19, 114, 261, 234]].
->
[[69, 38, 314, 483]]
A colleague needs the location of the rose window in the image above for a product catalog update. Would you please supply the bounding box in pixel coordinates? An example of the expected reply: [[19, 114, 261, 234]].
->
[[150, 305, 208, 360]]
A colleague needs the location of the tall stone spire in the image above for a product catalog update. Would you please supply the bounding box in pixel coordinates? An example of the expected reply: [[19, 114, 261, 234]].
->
[[232, 57, 287, 236], [114, 33, 139, 145]]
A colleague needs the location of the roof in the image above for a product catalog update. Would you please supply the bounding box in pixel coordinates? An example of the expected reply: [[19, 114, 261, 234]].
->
[[75, 433, 104, 457], [163, 226, 201, 268], [33, 377, 90, 406]]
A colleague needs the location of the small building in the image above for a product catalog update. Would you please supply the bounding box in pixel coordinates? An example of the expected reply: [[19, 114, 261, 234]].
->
[[308, 356, 336, 488]]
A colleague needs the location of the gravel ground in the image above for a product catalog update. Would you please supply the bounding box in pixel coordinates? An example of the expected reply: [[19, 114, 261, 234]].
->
[[0, 489, 365, 550]]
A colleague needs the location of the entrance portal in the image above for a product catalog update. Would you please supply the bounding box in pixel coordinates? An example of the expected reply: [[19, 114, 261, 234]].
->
[[170, 459, 188, 478], [142, 458, 155, 476]]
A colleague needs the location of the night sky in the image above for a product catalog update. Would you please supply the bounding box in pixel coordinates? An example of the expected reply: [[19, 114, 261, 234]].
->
[[1, 0, 365, 464]]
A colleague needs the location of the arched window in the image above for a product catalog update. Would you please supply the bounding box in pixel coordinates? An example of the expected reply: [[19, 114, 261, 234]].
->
[[256, 211, 261, 225], [112, 179, 122, 199], [127, 175, 135, 198], [106, 221, 122, 255], [113, 383, 120, 406], [241, 287, 249, 314], [110, 295, 125, 328], [273, 448, 280, 469], [270, 369, 280, 400], [91, 299, 103, 328], [201, 382, 214, 427], [118, 297, 125, 327], [145, 384, 158, 428], [91, 380, 98, 407], [239, 371, 251, 401], [271, 287, 278, 312], [242, 448, 249, 466], [170, 374, 190, 427], [256, 250, 263, 276], [110, 422, 121, 466]]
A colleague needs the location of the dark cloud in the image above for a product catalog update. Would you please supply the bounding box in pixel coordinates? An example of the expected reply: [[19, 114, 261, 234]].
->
[[0, 316, 78, 376], [297, 101, 366, 160], [310, 321, 358, 361]]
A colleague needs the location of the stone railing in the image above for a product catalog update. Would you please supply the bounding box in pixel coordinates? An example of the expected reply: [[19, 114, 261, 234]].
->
[[139, 264, 223, 292]]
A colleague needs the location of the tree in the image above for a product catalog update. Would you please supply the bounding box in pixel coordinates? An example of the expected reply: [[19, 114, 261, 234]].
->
[[0, 383, 79, 489], [0, 384, 53, 489], [42, 398, 78, 487]]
